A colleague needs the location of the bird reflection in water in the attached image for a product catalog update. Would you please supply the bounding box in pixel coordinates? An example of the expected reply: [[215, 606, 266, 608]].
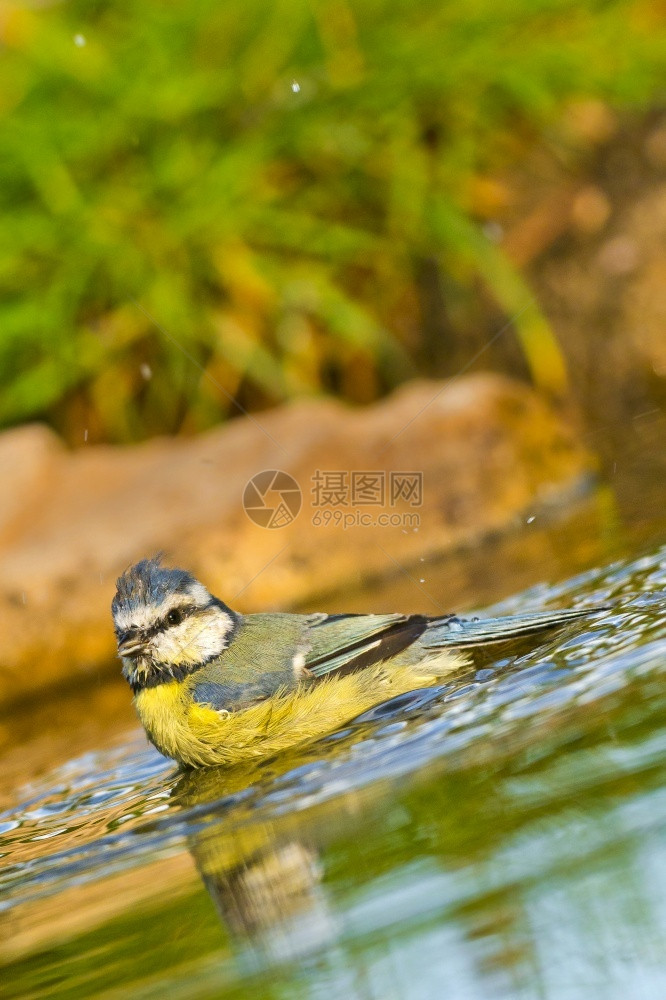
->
[[172, 764, 341, 970]]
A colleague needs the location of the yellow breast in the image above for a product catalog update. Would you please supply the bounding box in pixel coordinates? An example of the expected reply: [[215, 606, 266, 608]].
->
[[134, 652, 463, 768]]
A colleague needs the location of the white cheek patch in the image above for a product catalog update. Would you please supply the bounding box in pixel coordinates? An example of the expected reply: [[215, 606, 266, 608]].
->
[[151, 607, 235, 666]]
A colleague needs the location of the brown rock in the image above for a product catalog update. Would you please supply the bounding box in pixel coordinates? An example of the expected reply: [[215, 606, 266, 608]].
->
[[0, 425, 64, 547], [0, 374, 591, 707]]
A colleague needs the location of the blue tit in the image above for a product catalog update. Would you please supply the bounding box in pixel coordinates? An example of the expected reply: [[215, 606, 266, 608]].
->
[[112, 557, 597, 768]]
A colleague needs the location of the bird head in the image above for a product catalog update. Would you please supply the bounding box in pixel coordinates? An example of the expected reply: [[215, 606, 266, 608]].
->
[[111, 557, 238, 692]]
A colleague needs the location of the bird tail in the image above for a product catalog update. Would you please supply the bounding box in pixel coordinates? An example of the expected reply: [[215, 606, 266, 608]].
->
[[421, 606, 604, 649]]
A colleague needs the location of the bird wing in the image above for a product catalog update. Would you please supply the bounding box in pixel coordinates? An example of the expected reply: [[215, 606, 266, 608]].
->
[[304, 613, 428, 678], [303, 605, 602, 678], [189, 607, 603, 706]]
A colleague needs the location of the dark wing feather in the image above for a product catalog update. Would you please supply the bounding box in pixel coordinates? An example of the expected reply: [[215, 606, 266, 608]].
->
[[304, 613, 428, 678]]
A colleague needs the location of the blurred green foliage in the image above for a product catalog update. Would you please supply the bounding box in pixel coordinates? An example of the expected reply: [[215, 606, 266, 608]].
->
[[1, 0, 664, 442]]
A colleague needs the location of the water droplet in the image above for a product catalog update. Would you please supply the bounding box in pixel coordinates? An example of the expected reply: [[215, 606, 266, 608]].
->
[[140, 363, 153, 381], [291, 79, 301, 93], [526, 515, 535, 524], [74, 34, 86, 47]]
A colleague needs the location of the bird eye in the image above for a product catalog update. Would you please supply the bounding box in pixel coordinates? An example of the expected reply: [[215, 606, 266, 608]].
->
[[166, 609, 183, 627]]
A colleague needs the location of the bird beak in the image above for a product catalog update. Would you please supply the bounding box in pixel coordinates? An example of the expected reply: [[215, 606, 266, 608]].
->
[[117, 632, 150, 658]]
